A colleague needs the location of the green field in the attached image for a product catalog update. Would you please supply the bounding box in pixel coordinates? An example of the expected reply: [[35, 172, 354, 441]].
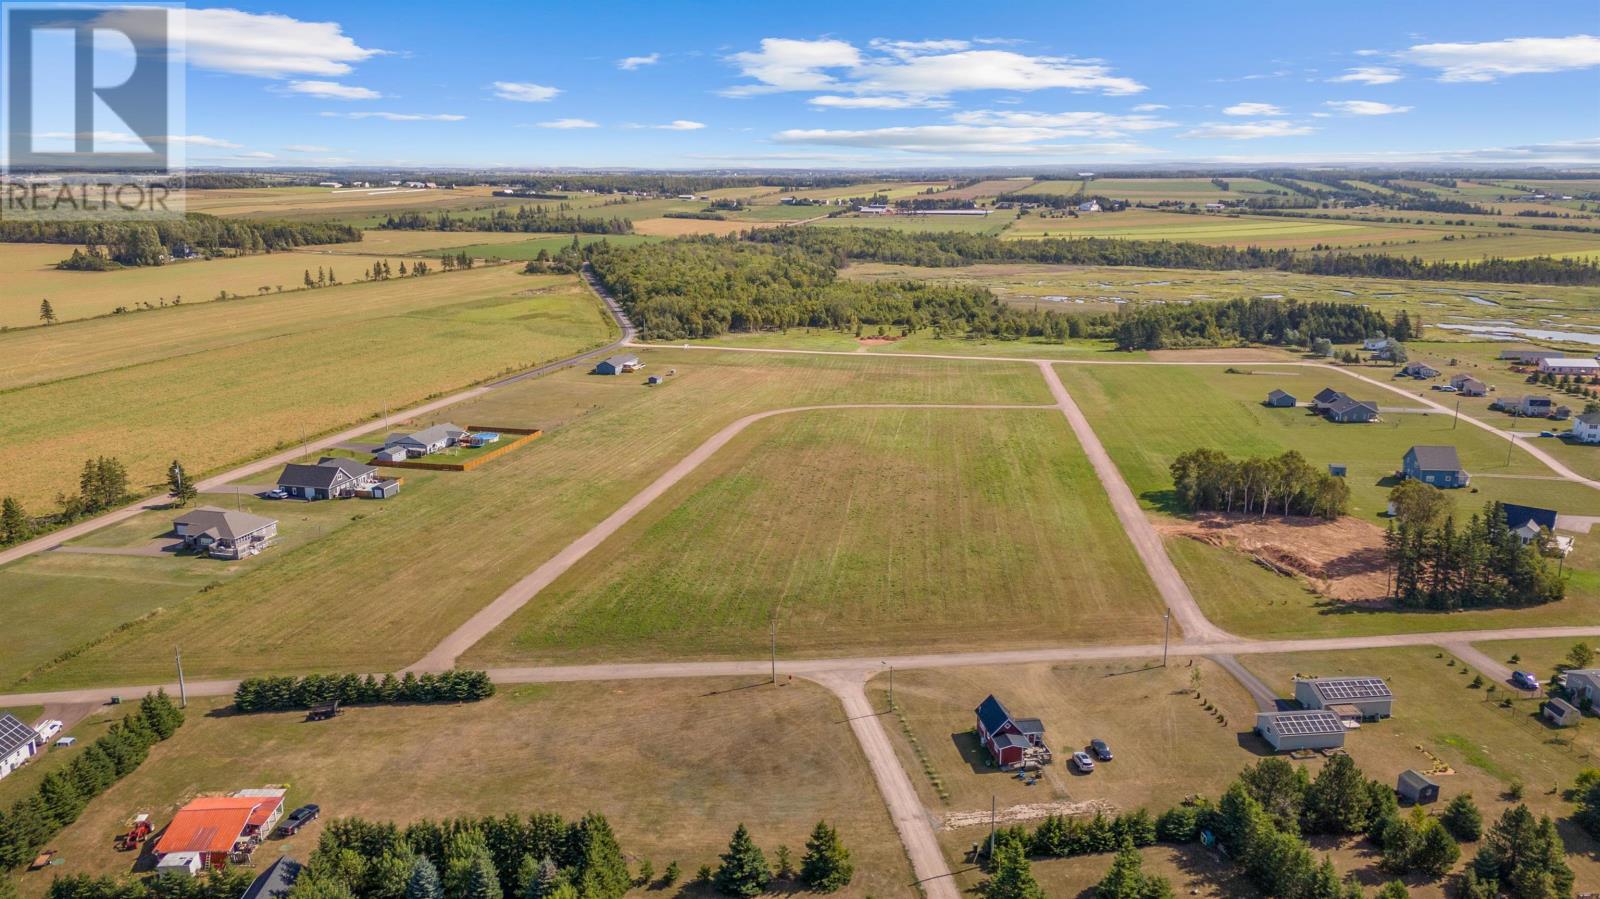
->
[[13, 350, 1053, 689], [813, 208, 1018, 234], [433, 233, 660, 260], [1023, 177, 1284, 202], [0, 267, 613, 509], [467, 407, 1166, 665], [16, 682, 911, 899]]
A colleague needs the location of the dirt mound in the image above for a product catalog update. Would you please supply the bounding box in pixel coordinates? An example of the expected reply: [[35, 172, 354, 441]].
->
[[943, 799, 1117, 830], [1157, 513, 1390, 601]]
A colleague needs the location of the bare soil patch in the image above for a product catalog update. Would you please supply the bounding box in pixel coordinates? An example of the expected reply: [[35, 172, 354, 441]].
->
[[1156, 513, 1389, 601], [856, 336, 901, 346]]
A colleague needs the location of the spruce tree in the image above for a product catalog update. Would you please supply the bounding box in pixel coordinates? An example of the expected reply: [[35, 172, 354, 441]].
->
[[1303, 754, 1369, 834], [167, 460, 198, 505], [573, 813, 629, 899], [1441, 794, 1483, 842], [405, 857, 445, 899], [982, 839, 1043, 899], [520, 858, 562, 899], [713, 824, 770, 898], [0, 497, 29, 545], [39, 299, 56, 324], [799, 821, 853, 892], [463, 857, 502, 899]]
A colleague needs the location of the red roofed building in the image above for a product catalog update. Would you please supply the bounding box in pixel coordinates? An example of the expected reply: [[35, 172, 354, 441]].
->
[[154, 790, 286, 872]]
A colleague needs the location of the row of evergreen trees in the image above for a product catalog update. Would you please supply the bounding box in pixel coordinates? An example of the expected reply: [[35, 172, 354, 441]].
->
[[0, 692, 183, 871], [232, 671, 495, 712], [1386, 502, 1567, 609], [1110, 298, 1388, 350], [42, 869, 253, 899], [379, 208, 630, 235], [1, 215, 360, 265], [1168, 449, 1352, 519]]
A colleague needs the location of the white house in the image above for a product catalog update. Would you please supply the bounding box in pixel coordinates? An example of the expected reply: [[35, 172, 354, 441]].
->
[[1573, 412, 1600, 444], [1566, 669, 1600, 709], [0, 714, 41, 780], [1538, 357, 1600, 376], [1077, 200, 1101, 213]]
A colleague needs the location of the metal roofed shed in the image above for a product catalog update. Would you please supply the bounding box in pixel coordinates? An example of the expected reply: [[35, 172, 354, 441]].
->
[[1256, 710, 1346, 752], [1543, 697, 1581, 727], [0, 714, 41, 780], [1397, 769, 1440, 804], [594, 354, 642, 376], [1294, 676, 1393, 719]]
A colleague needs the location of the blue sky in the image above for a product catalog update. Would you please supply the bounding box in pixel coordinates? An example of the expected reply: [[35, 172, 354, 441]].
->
[[52, 0, 1600, 167]]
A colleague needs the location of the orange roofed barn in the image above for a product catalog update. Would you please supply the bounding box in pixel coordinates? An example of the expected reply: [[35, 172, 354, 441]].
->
[[154, 789, 285, 873]]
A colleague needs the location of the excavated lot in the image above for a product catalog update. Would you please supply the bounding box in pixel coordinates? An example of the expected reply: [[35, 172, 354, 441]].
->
[[1155, 513, 1390, 602]]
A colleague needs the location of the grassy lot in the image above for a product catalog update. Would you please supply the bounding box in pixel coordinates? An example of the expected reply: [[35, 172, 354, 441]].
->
[[306, 230, 551, 255], [177, 186, 517, 221], [470, 407, 1166, 665], [726, 204, 831, 222], [0, 268, 613, 509], [20, 350, 1053, 689], [70, 492, 383, 551], [1471, 636, 1600, 685], [813, 209, 1018, 235], [441, 234, 660, 261], [636, 328, 1134, 360], [0, 244, 428, 328], [1001, 209, 1454, 252], [14, 681, 911, 899], [1022, 177, 1282, 202]]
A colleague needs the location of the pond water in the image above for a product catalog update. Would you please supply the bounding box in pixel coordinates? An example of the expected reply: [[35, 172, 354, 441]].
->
[[1463, 295, 1500, 306], [1431, 323, 1600, 346]]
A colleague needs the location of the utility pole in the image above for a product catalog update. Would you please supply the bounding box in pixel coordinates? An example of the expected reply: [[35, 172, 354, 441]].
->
[[770, 616, 777, 685], [883, 662, 894, 710], [1162, 611, 1171, 667], [1506, 431, 1515, 466], [175, 647, 187, 709], [1453, 398, 1460, 429], [988, 795, 997, 858], [170, 462, 182, 501]]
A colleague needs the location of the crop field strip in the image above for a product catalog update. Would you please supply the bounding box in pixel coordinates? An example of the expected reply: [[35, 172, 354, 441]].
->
[[7, 349, 1055, 690]]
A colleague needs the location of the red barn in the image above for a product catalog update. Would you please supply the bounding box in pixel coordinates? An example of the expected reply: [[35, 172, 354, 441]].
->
[[154, 790, 285, 873], [975, 695, 1050, 769]]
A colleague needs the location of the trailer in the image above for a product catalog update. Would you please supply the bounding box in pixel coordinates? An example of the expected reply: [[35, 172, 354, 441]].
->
[[305, 701, 342, 722], [116, 815, 152, 851]]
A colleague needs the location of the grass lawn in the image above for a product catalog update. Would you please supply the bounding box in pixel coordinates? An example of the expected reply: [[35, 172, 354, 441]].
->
[[468, 407, 1166, 665], [15, 680, 911, 899], [20, 350, 1052, 689], [69, 493, 384, 552], [0, 268, 613, 509], [1471, 636, 1600, 685]]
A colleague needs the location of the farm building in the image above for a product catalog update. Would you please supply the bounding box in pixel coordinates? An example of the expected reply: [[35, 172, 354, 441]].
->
[[1515, 395, 1555, 418], [1293, 676, 1393, 719], [1312, 388, 1346, 413], [1265, 389, 1296, 408], [1538, 357, 1600, 376], [647, 375, 663, 385], [1362, 337, 1393, 353], [1573, 412, 1600, 444], [1399, 362, 1440, 379], [1544, 697, 1581, 727], [1077, 201, 1100, 213], [594, 354, 642, 376], [172, 507, 278, 560], [1324, 396, 1380, 423], [1449, 374, 1487, 396], [1255, 710, 1345, 752], [383, 423, 465, 457], [277, 457, 380, 500], [0, 715, 40, 781], [1397, 769, 1440, 804], [975, 694, 1051, 770], [1565, 669, 1600, 707], [1498, 349, 1565, 364], [1403, 445, 1470, 488], [153, 789, 286, 873]]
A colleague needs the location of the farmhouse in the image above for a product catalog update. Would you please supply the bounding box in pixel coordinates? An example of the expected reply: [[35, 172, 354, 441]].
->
[[1256, 710, 1345, 752], [1397, 769, 1440, 804], [1574, 412, 1600, 444], [1312, 387, 1346, 413], [1515, 395, 1555, 418], [1544, 697, 1581, 727], [1538, 357, 1600, 376], [172, 507, 278, 560], [153, 789, 286, 874], [975, 694, 1051, 770], [1403, 445, 1470, 488], [1502, 504, 1558, 544], [0, 714, 40, 781], [383, 423, 465, 457], [1564, 669, 1600, 707], [1265, 389, 1296, 408], [594, 354, 642, 376], [1293, 676, 1393, 719], [1362, 337, 1393, 353], [1077, 200, 1101, 213], [277, 457, 380, 500], [1399, 362, 1440, 379], [1449, 374, 1487, 396], [1324, 396, 1380, 423]]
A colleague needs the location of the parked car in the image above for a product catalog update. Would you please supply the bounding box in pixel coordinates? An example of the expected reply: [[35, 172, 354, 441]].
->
[[276, 804, 320, 836], [1071, 751, 1096, 772], [1511, 671, 1540, 690], [262, 489, 288, 500], [1090, 739, 1113, 761], [1538, 431, 1556, 438]]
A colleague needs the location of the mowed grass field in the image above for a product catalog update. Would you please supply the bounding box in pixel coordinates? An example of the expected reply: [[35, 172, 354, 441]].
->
[[300, 229, 546, 255], [442, 234, 661, 260], [468, 407, 1167, 665], [0, 267, 613, 509], [814, 208, 1018, 235], [15, 682, 911, 899], [1022, 177, 1285, 201], [178, 185, 514, 220], [1001, 208, 1451, 251], [0, 243, 422, 327], [16, 350, 1053, 689]]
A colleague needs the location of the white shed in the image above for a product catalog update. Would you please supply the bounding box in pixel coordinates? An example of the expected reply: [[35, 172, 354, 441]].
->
[[1256, 710, 1346, 752]]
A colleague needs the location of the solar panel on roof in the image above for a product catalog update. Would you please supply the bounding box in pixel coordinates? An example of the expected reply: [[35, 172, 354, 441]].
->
[[0, 714, 38, 757], [1311, 677, 1391, 701], [1268, 711, 1343, 736]]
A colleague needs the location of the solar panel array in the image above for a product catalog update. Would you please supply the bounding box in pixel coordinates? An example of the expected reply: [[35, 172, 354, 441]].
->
[[1311, 677, 1391, 701], [1269, 711, 1343, 736], [0, 714, 38, 756]]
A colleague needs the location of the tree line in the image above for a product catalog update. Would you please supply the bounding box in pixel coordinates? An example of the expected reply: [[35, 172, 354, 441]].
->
[[1385, 501, 1567, 610], [231, 670, 495, 712], [1168, 449, 1352, 519], [379, 207, 631, 235], [1110, 298, 1389, 350], [1, 215, 361, 266], [0, 456, 136, 549], [0, 692, 183, 872]]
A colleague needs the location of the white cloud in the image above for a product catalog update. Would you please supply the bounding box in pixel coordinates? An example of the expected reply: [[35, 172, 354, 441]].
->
[[1353, 49, 1381, 57], [1325, 100, 1412, 115], [618, 53, 660, 70], [1222, 102, 1285, 116], [655, 120, 706, 130], [1330, 66, 1403, 85], [283, 144, 332, 153], [1184, 120, 1314, 139], [98, 8, 382, 78], [287, 80, 381, 100], [723, 37, 1143, 99], [1131, 103, 1169, 112], [322, 112, 466, 121], [492, 81, 561, 102], [773, 123, 1153, 155], [808, 95, 951, 109], [164, 134, 242, 148], [1402, 34, 1600, 82], [950, 109, 1175, 134], [537, 118, 600, 129]]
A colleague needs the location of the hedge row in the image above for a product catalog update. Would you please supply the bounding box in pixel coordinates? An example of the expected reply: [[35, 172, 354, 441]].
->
[[232, 670, 495, 712]]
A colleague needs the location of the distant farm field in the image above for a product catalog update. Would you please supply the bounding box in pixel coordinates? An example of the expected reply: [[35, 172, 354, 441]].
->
[[0, 268, 613, 509], [301, 229, 543, 255], [178, 185, 513, 221], [437, 233, 661, 259], [814, 208, 1018, 234], [630, 217, 772, 237], [0, 243, 416, 327], [470, 407, 1166, 664], [1023, 177, 1284, 201]]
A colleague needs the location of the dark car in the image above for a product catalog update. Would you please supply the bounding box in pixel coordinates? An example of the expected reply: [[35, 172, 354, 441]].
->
[[1510, 671, 1540, 691], [277, 804, 320, 836], [1090, 739, 1113, 761]]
